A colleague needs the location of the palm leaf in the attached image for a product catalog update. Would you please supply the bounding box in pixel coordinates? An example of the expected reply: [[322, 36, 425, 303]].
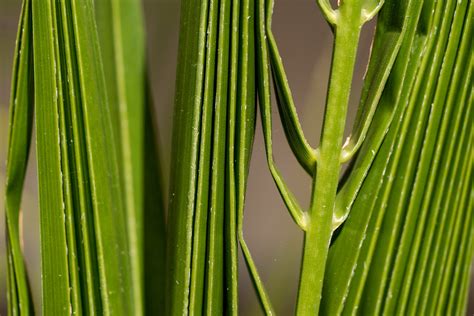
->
[[5, 0, 473, 314], [95, 0, 166, 313], [5, 0, 34, 313], [5, 0, 154, 313]]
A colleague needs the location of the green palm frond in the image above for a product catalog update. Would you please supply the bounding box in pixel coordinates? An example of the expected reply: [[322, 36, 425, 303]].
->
[[4, 0, 472, 314], [5, 0, 165, 314]]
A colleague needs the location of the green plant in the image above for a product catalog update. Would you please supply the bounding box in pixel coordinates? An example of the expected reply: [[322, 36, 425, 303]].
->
[[4, 0, 473, 315], [5, 0, 164, 314]]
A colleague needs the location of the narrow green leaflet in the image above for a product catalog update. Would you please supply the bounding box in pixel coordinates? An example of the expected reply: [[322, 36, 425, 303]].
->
[[225, 0, 241, 312], [165, 0, 209, 312], [32, 0, 72, 312], [5, 0, 33, 314], [204, 0, 231, 312], [265, 1, 316, 174], [451, 155, 474, 315], [95, 0, 166, 313], [54, 0, 82, 312], [257, 0, 309, 230]]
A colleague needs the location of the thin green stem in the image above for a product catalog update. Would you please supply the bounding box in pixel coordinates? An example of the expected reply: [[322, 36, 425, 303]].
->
[[296, 15, 362, 315]]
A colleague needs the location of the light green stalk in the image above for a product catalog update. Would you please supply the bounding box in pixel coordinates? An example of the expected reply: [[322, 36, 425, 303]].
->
[[296, 1, 383, 314]]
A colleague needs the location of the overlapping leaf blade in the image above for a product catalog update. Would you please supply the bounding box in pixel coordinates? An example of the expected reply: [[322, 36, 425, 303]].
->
[[95, 0, 166, 313], [166, 0, 257, 313], [5, 0, 34, 314], [5, 0, 157, 313]]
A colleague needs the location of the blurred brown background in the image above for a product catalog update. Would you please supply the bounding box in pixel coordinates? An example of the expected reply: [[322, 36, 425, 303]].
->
[[0, 0, 472, 314]]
